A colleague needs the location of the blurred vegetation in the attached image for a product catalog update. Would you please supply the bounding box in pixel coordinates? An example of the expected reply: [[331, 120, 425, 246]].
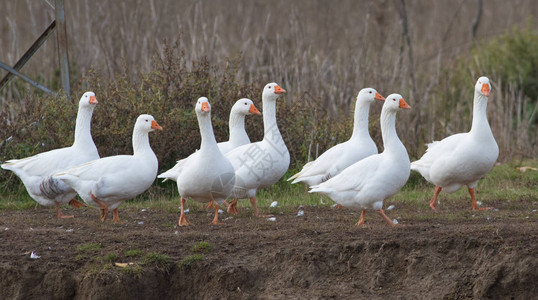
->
[[1, 25, 537, 196], [0, 41, 353, 194]]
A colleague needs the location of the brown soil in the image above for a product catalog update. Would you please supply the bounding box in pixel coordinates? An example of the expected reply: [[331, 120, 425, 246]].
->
[[0, 199, 537, 300]]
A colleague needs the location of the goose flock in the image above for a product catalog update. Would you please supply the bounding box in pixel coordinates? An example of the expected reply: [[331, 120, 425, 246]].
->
[[1, 77, 498, 226]]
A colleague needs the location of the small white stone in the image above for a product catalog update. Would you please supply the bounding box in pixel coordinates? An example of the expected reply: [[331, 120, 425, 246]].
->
[[184, 208, 190, 213], [66, 229, 74, 233], [4, 227, 8, 231], [477, 201, 483, 206], [218, 209, 223, 214], [30, 252, 40, 259], [267, 217, 276, 222], [392, 219, 399, 224], [486, 216, 491, 220], [532, 209, 537, 212], [297, 210, 304, 217], [141, 209, 147, 212], [137, 221, 144, 225], [270, 201, 278, 208], [174, 231, 179, 235], [387, 205, 395, 211]]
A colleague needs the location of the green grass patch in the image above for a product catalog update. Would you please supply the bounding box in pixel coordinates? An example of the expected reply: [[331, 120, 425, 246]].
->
[[77, 243, 103, 253], [190, 241, 211, 253], [179, 254, 203, 268], [143, 252, 171, 267], [103, 253, 118, 262], [124, 249, 144, 257], [75, 254, 88, 261]]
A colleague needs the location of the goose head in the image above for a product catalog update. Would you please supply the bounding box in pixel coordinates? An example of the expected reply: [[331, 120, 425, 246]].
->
[[232, 98, 261, 116], [475, 76, 491, 97], [262, 82, 286, 101], [135, 114, 162, 133], [384, 94, 411, 112], [195, 97, 212, 116], [357, 88, 385, 104], [79, 91, 98, 109]]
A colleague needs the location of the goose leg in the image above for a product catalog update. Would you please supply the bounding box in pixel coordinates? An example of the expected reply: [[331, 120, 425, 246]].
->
[[90, 193, 108, 222], [429, 186, 442, 211], [356, 210, 366, 226], [211, 204, 220, 225], [55, 202, 74, 218], [469, 188, 493, 210], [227, 198, 239, 215], [205, 200, 214, 209], [178, 197, 191, 226], [250, 197, 273, 218], [112, 208, 125, 223], [376, 209, 396, 226], [68, 199, 87, 208]]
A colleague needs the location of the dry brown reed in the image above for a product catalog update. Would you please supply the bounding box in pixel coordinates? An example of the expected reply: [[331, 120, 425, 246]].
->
[[1, 0, 537, 170]]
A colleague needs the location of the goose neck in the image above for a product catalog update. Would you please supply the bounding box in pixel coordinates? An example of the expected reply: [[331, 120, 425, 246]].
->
[[262, 98, 281, 140], [132, 129, 152, 156], [229, 112, 248, 144], [198, 113, 219, 152], [470, 92, 491, 134], [380, 109, 403, 153], [73, 105, 96, 148], [351, 101, 372, 140]]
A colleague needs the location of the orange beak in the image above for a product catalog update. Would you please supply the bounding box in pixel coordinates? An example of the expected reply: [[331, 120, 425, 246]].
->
[[481, 83, 490, 96], [89, 96, 98, 104], [151, 120, 163, 130], [201, 102, 210, 112], [249, 104, 261, 115], [274, 85, 286, 95], [399, 98, 411, 109], [375, 92, 385, 101]]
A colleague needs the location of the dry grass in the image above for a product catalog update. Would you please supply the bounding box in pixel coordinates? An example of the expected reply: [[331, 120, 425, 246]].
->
[[0, 0, 537, 167]]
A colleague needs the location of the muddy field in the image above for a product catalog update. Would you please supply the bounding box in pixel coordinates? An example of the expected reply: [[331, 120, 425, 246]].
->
[[0, 199, 537, 299]]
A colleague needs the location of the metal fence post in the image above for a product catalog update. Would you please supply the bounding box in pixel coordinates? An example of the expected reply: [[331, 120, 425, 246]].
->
[[55, 0, 70, 98]]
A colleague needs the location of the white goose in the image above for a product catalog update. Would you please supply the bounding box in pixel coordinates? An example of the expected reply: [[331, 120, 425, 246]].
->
[[1, 92, 99, 218], [411, 76, 498, 211], [310, 94, 411, 226], [225, 83, 289, 217], [161, 97, 235, 226], [289, 88, 385, 186], [54, 114, 162, 222], [218, 98, 261, 154], [158, 98, 259, 185]]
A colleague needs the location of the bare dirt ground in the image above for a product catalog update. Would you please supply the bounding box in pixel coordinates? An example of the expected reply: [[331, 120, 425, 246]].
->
[[1, 198, 537, 299]]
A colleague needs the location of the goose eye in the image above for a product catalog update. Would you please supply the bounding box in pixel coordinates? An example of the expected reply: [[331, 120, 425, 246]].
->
[[244, 103, 247, 105], [267, 86, 271, 89], [369, 91, 372, 94], [393, 99, 396, 101]]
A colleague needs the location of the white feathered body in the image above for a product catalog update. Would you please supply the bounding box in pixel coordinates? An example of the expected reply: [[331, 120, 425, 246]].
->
[[1, 93, 99, 207], [2, 145, 99, 206], [55, 154, 158, 210], [311, 148, 409, 211], [410, 88, 498, 193], [176, 147, 235, 205], [290, 138, 377, 186], [411, 131, 498, 193], [226, 138, 290, 199]]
